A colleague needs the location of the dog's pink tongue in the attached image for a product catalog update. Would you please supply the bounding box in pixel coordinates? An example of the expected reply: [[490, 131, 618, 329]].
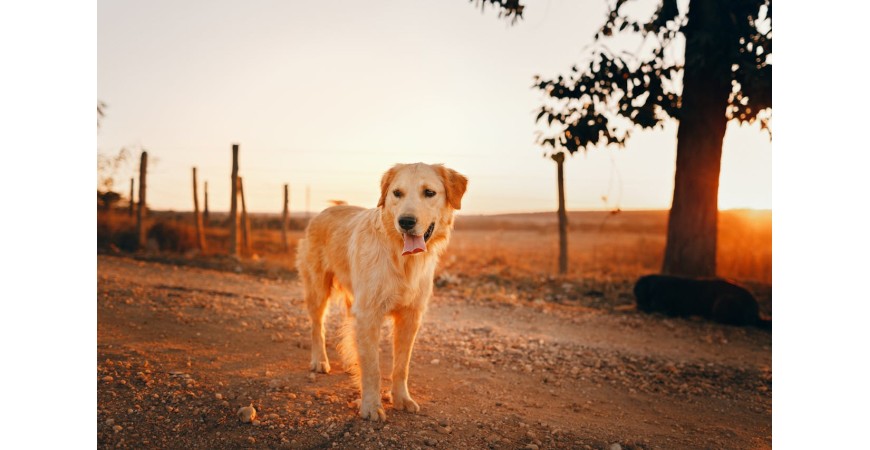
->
[[402, 233, 427, 256]]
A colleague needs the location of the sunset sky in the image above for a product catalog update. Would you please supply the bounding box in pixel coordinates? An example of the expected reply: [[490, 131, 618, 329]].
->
[[97, 0, 771, 215]]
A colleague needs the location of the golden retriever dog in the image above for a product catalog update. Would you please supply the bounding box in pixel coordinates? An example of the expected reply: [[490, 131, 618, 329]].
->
[[295, 163, 468, 421]]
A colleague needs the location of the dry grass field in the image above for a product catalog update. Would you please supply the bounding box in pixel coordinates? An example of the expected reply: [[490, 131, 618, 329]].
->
[[99, 208, 771, 283]]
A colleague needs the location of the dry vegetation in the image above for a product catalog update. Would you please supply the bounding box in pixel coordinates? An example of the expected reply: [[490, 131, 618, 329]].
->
[[97, 208, 771, 319], [446, 210, 771, 283], [98, 208, 771, 284]]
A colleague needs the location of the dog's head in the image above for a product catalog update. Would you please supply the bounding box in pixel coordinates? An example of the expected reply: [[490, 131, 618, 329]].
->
[[377, 163, 468, 256]]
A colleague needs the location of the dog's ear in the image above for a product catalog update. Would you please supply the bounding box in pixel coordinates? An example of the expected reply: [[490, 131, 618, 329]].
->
[[377, 165, 400, 208], [436, 165, 468, 210]]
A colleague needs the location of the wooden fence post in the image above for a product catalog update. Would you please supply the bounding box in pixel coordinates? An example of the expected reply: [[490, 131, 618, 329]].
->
[[305, 184, 310, 219], [193, 167, 207, 252], [282, 184, 289, 252], [129, 177, 134, 218], [203, 181, 209, 223], [229, 144, 240, 257], [239, 176, 252, 254], [552, 152, 568, 275], [137, 151, 148, 250]]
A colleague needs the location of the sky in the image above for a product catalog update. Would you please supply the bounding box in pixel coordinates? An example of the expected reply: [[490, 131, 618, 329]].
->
[[97, 0, 772, 215]]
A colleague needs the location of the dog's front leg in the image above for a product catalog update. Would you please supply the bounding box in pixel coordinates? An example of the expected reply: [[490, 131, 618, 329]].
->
[[390, 307, 422, 413], [355, 312, 386, 421]]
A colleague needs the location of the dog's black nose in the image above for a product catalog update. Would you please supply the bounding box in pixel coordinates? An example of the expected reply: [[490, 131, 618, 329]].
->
[[398, 216, 417, 231]]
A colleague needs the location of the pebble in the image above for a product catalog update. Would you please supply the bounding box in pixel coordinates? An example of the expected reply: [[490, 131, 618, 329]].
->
[[437, 426, 452, 435], [308, 373, 317, 382], [609, 444, 622, 450], [524, 445, 539, 450], [105, 418, 115, 426], [237, 406, 256, 423], [430, 359, 440, 365], [112, 425, 123, 433], [102, 376, 114, 382], [214, 393, 223, 400], [424, 437, 436, 446]]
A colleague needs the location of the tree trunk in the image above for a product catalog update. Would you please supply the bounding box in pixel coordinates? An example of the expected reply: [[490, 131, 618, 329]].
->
[[136, 151, 148, 250], [203, 181, 209, 223], [239, 176, 252, 254], [192, 167, 207, 252], [129, 178, 134, 218], [661, 0, 736, 278], [282, 184, 289, 252], [552, 153, 568, 275], [229, 144, 240, 257]]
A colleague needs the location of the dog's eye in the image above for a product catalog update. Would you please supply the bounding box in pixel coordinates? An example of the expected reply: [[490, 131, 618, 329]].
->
[[424, 189, 436, 198], [393, 190, 403, 198]]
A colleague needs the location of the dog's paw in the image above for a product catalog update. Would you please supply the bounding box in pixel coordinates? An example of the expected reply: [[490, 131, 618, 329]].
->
[[391, 392, 420, 413], [359, 400, 387, 421], [309, 359, 331, 374]]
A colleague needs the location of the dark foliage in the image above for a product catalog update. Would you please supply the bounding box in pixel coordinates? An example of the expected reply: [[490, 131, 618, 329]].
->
[[476, 0, 772, 153]]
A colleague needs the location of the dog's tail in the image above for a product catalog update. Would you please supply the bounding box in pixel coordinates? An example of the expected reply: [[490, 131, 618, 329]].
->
[[294, 238, 308, 272], [336, 305, 361, 386]]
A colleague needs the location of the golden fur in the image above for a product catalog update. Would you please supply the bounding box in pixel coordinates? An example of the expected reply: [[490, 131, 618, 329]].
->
[[295, 163, 468, 421]]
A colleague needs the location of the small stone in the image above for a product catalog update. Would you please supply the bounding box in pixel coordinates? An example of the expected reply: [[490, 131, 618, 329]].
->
[[524, 445, 539, 450], [215, 393, 223, 400], [609, 444, 622, 450], [112, 425, 123, 433], [102, 376, 113, 382], [247, 437, 256, 444], [267, 413, 279, 420], [252, 420, 261, 426], [308, 373, 317, 382], [105, 418, 115, 426], [424, 437, 436, 446], [437, 426, 451, 434], [237, 406, 256, 423], [430, 359, 440, 365]]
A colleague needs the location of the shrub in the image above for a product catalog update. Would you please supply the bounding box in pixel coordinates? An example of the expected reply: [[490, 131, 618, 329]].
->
[[146, 220, 198, 253]]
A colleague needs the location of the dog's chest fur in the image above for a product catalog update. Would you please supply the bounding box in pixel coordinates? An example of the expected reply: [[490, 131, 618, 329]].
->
[[344, 209, 443, 312]]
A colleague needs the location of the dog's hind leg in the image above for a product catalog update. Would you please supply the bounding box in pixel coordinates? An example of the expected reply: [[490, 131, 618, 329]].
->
[[390, 307, 423, 413], [305, 271, 333, 374]]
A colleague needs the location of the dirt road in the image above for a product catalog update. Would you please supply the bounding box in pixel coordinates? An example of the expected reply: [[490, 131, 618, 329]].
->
[[97, 255, 771, 449]]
